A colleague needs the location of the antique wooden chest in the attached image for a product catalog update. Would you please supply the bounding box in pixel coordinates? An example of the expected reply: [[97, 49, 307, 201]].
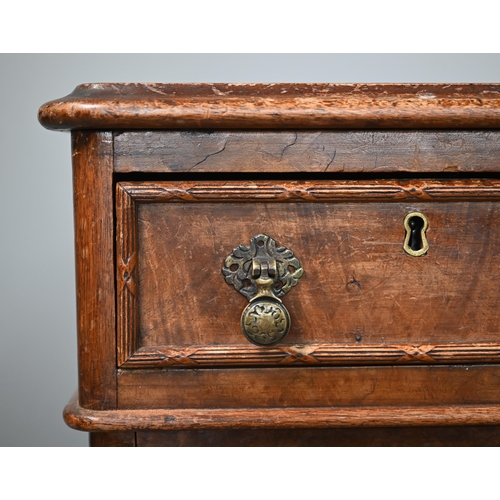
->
[[39, 83, 500, 446]]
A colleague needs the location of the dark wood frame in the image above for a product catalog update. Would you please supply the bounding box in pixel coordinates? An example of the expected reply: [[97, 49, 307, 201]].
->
[[73, 131, 117, 410]]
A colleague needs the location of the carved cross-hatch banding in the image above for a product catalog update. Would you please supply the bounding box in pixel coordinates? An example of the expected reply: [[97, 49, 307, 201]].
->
[[118, 252, 137, 296], [116, 183, 139, 365], [121, 342, 500, 369], [120, 180, 500, 204]]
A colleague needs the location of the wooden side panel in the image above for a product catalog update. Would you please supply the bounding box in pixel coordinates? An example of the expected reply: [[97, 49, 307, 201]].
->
[[72, 131, 117, 409], [114, 131, 500, 173], [117, 365, 500, 409], [136, 427, 500, 446]]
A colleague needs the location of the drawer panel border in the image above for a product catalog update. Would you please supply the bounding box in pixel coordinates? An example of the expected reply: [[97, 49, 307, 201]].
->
[[121, 343, 500, 368], [116, 180, 500, 368]]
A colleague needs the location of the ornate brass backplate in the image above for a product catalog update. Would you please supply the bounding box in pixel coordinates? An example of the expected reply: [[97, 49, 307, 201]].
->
[[222, 234, 303, 346]]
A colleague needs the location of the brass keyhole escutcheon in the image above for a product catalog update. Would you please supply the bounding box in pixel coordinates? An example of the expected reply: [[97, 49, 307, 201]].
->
[[403, 212, 429, 256], [222, 234, 303, 346]]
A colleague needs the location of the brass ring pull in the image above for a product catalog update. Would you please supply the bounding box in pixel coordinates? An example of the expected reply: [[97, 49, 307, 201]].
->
[[222, 234, 304, 346]]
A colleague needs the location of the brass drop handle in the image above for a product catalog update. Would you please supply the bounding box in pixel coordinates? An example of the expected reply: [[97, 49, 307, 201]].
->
[[222, 234, 304, 346]]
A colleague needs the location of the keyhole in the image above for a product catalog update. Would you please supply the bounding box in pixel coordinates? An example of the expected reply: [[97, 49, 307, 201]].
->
[[408, 216, 424, 251], [403, 212, 429, 256]]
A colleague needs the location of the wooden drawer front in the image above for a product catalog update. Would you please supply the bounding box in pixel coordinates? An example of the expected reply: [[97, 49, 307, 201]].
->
[[116, 179, 500, 370]]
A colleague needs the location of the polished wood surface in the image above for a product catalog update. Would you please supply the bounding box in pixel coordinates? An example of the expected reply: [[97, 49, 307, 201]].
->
[[40, 83, 500, 445], [88, 427, 500, 447], [39, 83, 500, 131], [135, 427, 500, 447], [116, 365, 500, 409], [114, 130, 500, 173], [116, 180, 500, 370], [89, 432, 135, 447], [64, 393, 500, 431], [72, 131, 116, 409]]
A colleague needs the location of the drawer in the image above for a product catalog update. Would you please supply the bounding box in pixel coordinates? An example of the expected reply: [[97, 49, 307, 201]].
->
[[115, 178, 500, 409]]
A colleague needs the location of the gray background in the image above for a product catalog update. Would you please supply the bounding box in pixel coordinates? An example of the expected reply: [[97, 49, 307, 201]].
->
[[2, 54, 500, 447]]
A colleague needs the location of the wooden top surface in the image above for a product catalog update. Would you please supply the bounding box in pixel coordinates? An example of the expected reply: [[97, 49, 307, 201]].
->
[[39, 83, 500, 130]]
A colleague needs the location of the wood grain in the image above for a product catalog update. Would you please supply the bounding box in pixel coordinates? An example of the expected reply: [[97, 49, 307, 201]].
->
[[118, 179, 500, 203], [41, 84, 500, 446], [116, 180, 500, 368], [89, 432, 135, 447], [123, 343, 500, 368], [72, 131, 116, 409], [116, 181, 138, 366], [116, 365, 500, 409], [63, 392, 500, 431], [114, 130, 500, 173], [136, 427, 500, 446], [39, 83, 500, 131]]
